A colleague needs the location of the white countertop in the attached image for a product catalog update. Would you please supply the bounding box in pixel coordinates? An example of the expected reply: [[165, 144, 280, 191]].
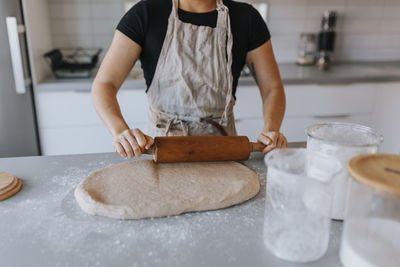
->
[[0, 150, 344, 267]]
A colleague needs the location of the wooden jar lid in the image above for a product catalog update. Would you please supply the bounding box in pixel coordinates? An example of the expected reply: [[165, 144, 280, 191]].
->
[[0, 172, 23, 201], [348, 154, 400, 196]]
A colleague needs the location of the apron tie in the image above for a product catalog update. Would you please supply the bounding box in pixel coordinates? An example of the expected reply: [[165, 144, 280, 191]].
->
[[164, 116, 190, 136], [150, 108, 229, 136]]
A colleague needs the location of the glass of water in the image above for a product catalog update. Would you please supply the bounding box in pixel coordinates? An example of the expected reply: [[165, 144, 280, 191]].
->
[[263, 148, 342, 262], [307, 123, 383, 220]]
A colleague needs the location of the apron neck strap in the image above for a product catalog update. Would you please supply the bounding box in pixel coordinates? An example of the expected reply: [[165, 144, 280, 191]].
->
[[172, 0, 225, 17]]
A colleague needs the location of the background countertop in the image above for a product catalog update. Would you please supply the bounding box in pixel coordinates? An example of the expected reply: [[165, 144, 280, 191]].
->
[[0, 148, 344, 267], [36, 61, 400, 92]]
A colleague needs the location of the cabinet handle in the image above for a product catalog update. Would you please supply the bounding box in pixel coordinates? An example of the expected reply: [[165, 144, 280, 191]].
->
[[6, 17, 26, 94], [313, 114, 351, 119]]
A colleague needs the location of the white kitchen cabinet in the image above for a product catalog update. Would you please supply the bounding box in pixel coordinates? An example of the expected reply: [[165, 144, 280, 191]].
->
[[234, 83, 376, 142], [40, 125, 113, 155], [371, 82, 400, 154], [40, 122, 148, 155], [281, 114, 373, 142], [284, 84, 375, 117], [37, 81, 396, 156], [35, 90, 100, 128], [36, 88, 148, 155], [234, 86, 263, 119], [235, 118, 264, 141]]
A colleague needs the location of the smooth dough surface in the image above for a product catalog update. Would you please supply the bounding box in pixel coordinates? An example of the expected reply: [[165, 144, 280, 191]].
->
[[75, 160, 260, 219]]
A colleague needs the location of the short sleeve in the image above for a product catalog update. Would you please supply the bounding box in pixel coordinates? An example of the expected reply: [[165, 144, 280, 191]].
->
[[247, 5, 271, 52], [116, 1, 148, 47]]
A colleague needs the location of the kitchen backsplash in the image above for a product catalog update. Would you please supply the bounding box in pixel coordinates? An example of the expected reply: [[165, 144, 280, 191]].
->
[[48, 0, 400, 63]]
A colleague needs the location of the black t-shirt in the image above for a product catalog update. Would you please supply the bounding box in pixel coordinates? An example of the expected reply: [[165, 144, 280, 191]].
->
[[117, 0, 270, 97]]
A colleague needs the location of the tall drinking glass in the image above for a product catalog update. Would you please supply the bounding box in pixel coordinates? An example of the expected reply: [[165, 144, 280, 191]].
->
[[263, 149, 342, 262], [307, 123, 383, 220]]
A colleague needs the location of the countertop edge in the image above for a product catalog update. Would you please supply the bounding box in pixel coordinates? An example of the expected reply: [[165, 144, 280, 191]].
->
[[34, 62, 400, 92]]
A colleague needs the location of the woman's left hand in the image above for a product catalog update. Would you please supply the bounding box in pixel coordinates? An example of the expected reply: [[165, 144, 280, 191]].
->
[[257, 131, 288, 154]]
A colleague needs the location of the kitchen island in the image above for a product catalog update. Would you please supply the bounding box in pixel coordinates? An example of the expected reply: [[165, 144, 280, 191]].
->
[[0, 151, 343, 267]]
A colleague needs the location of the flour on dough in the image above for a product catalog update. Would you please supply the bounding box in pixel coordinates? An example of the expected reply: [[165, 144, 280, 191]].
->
[[75, 160, 260, 219]]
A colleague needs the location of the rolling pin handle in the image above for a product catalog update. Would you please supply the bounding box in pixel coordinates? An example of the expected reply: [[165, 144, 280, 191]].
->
[[251, 142, 266, 152], [143, 145, 155, 155]]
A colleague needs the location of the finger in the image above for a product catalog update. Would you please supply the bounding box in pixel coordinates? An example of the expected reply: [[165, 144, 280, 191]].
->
[[124, 134, 142, 158], [263, 145, 276, 154], [131, 128, 147, 150], [280, 134, 289, 148], [258, 134, 272, 146], [283, 136, 289, 148], [113, 141, 127, 158], [144, 135, 155, 149], [263, 132, 278, 147], [277, 135, 286, 148], [120, 137, 135, 158]]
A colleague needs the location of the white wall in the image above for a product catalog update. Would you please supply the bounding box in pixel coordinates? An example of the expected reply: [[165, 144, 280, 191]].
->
[[47, 0, 400, 63], [47, 0, 125, 56], [263, 0, 400, 62]]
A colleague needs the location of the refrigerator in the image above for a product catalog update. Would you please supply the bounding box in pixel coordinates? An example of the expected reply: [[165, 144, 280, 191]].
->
[[0, 0, 41, 157]]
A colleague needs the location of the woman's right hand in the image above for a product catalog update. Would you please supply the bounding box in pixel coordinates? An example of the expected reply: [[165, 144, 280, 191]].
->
[[112, 128, 154, 158]]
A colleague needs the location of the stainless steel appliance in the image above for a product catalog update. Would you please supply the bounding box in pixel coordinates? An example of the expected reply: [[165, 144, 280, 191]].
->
[[0, 0, 40, 157]]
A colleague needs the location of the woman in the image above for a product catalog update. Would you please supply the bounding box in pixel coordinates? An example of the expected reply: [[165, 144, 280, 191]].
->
[[92, 0, 287, 159]]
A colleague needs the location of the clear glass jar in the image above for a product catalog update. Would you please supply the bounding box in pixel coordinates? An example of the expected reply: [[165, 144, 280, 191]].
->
[[263, 149, 342, 262], [340, 154, 400, 267], [296, 33, 317, 65], [306, 123, 383, 220]]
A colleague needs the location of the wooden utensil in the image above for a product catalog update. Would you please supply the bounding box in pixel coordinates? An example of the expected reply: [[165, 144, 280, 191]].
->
[[143, 136, 266, 163]]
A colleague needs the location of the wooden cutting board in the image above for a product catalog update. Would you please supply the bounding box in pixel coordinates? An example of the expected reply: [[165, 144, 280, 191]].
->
[[0, 172, 22, 201]]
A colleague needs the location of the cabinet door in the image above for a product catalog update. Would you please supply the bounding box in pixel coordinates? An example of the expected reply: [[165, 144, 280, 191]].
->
[[235, 118, 264, 141], [117, 90, 149, 129], [234, 84, 375, 143], [40, 122, 148, 155], [36, 89, 149, 155], [35, 91, 100, 128], [40, 125, 112, 155], [234, 86, 263, 119], [285, 84, 376, 117], [371, 82, 400, 154], [36, 89, 148, 128], [234, 83, 376, 119], [281, 114, 373, 142]]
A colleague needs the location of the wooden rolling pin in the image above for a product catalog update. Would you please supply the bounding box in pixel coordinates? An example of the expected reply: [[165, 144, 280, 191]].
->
[[143, 136, 266, 163]]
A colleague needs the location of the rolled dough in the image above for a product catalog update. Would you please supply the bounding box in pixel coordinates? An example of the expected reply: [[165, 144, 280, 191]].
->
[[75, 160, 260, 219]]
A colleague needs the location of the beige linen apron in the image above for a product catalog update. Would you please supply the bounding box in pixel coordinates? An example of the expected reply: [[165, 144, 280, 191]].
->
[[145, 0, 237, 137]]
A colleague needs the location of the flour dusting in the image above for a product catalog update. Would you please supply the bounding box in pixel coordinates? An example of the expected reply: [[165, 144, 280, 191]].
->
[[0, 154, 267, 267]]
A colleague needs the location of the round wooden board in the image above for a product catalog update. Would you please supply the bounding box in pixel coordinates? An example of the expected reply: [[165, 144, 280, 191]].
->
[[348, 154, 400, 196], [0, 178, 23, 201], [0, 177, 18, 195], [0, 172, 15, 191]]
